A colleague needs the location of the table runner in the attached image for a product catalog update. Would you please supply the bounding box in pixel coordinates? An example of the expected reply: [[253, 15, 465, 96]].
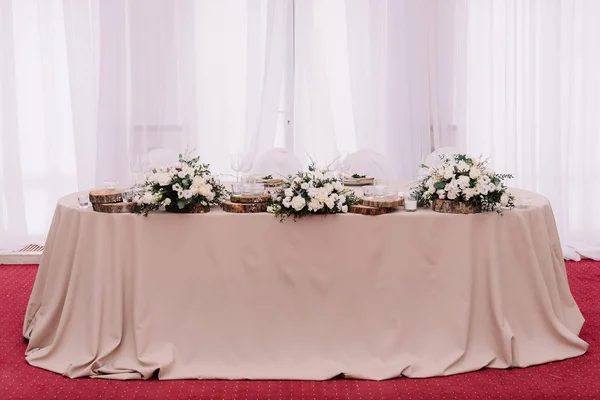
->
[[23, 189, 588, 380]]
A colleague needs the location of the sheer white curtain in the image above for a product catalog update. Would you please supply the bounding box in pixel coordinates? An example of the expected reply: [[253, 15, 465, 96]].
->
[[464, 0, 600, 260], [294, 0, 463, 178], [0, 0, 286, 250]]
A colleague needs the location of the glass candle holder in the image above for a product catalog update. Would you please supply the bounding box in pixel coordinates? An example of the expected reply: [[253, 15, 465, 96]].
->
[[121, 190, 133, 203], [405, 196, 418, 212], [362, 186, 374, 199], [252, 183, 264, 195], [374, 179, 387, 198], [231, 182, 243, 195], [77, 195, 90, 209], [385, 185, 398, 200]]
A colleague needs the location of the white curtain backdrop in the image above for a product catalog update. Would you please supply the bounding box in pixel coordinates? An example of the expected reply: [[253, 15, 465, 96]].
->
[[293, 0, 463, 176], [0, 0, 287, 250], [463, 0, 600, 260], [1, 0, 598, 260]]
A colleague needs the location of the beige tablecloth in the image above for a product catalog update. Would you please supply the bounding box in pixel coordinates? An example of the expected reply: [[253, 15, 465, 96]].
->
[[23, 189, 588, 380]]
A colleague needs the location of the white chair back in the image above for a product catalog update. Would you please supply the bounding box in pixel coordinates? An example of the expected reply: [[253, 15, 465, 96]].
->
[[348, 149, 394, 179], [253, 148, 303, 177], [149, 148, 179, 168], [419, 147, 460, 176]]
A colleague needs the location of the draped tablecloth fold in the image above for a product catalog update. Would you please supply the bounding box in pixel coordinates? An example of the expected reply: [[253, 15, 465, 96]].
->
[[23, 189, 588, 380]]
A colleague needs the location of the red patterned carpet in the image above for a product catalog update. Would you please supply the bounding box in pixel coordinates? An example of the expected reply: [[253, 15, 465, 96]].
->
[[1, 261, 598, 400]]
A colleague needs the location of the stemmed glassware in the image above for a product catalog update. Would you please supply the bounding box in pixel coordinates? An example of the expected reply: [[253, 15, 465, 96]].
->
[[130, 151, 150, 187], [230, 153, 244, 183], [337, 152, 351, 185]]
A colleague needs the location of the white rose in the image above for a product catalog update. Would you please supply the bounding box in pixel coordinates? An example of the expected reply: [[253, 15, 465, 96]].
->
[[284, 188, 294, 198], [463, 187, 475, 200], [182, 190, 193, 199], [457, 175, 471, 189], [294, 177, 302, 183], [267, 206, 274, 213], [476, 183, 489, 195], [291, 195, 306, 211], [443, 167, 455, 180], [301, 182, 309, 190], [333, 181, 343, 191], [469, 167, 481, 179], [162, 198, 172, 206], [157, 173, 171, 186], [192, 176, 206, 187], [316, 188, 329, 201], [456, 161, 470, 173], [308, 199, 322, 211], [436, 189, 446, 199], [341, 205, 348, 213], [177, 170, 187, 179], [500, 193, 510, 207], [446, 189, 458, 200], [282, 199, 291, 208], [199, 184, 212, 197], [307, 187, 318, 198], [324, 198, 335, 209], [142, 192, 156, 204], [324, 183, 333, 194]]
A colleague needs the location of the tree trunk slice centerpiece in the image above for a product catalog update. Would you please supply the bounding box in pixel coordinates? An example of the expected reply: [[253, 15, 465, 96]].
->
[[432, 199, 481, 214], [89, 189, 123, 204], [222, 200, 267, 213], [359, 197, 404, 208], [348, 204, 395, 216], [229, 194, 271, 204], [92, 202, 135, 213], [165, 203, 210, 213]]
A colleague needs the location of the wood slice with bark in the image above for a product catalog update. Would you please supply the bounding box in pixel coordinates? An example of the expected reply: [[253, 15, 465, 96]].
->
[[222, 200, 267, 213], [89, 189, 123, 204], [348, 204, 395, 216], [431, 199, 481, 214], [229, 194, 271, 204], [359, 197, 404, 208], [92, 202, 135, 213]]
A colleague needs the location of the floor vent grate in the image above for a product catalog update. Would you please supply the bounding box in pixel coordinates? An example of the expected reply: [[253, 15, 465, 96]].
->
[[18, 244, 44, 253]]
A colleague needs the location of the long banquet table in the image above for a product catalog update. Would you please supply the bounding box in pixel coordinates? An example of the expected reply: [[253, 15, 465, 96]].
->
[[23, 188, 588, 380]]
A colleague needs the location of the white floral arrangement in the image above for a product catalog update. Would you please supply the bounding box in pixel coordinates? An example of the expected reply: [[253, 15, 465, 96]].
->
[[268, 163, 359, 220], [132, 153, 228, 215], [413, 154, 514, 212]]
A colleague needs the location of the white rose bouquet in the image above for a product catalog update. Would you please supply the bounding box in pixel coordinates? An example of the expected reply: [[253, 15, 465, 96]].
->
[[267, 163, 358, 220], [412, 154, 514, 212], [132, 153, 228, 216]]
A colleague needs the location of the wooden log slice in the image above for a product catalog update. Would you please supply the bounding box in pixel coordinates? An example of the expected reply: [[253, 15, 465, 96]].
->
[[92, 202, 135, 213], [348, 204, 395, 216], [222, 200, 267, 213], [432, 199, 481, 214], [230, 194, 271, 204], [359, 197, 404, 208], [89, 189, 123, 204], [165, 204, 210, 213]]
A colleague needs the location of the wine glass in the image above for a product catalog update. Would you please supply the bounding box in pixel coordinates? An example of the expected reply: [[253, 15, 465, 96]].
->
[[129, 152, 149, 187], [338, 152, 351, 185], [240, 154, 253, 181], [230, 153, 244, 182]]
